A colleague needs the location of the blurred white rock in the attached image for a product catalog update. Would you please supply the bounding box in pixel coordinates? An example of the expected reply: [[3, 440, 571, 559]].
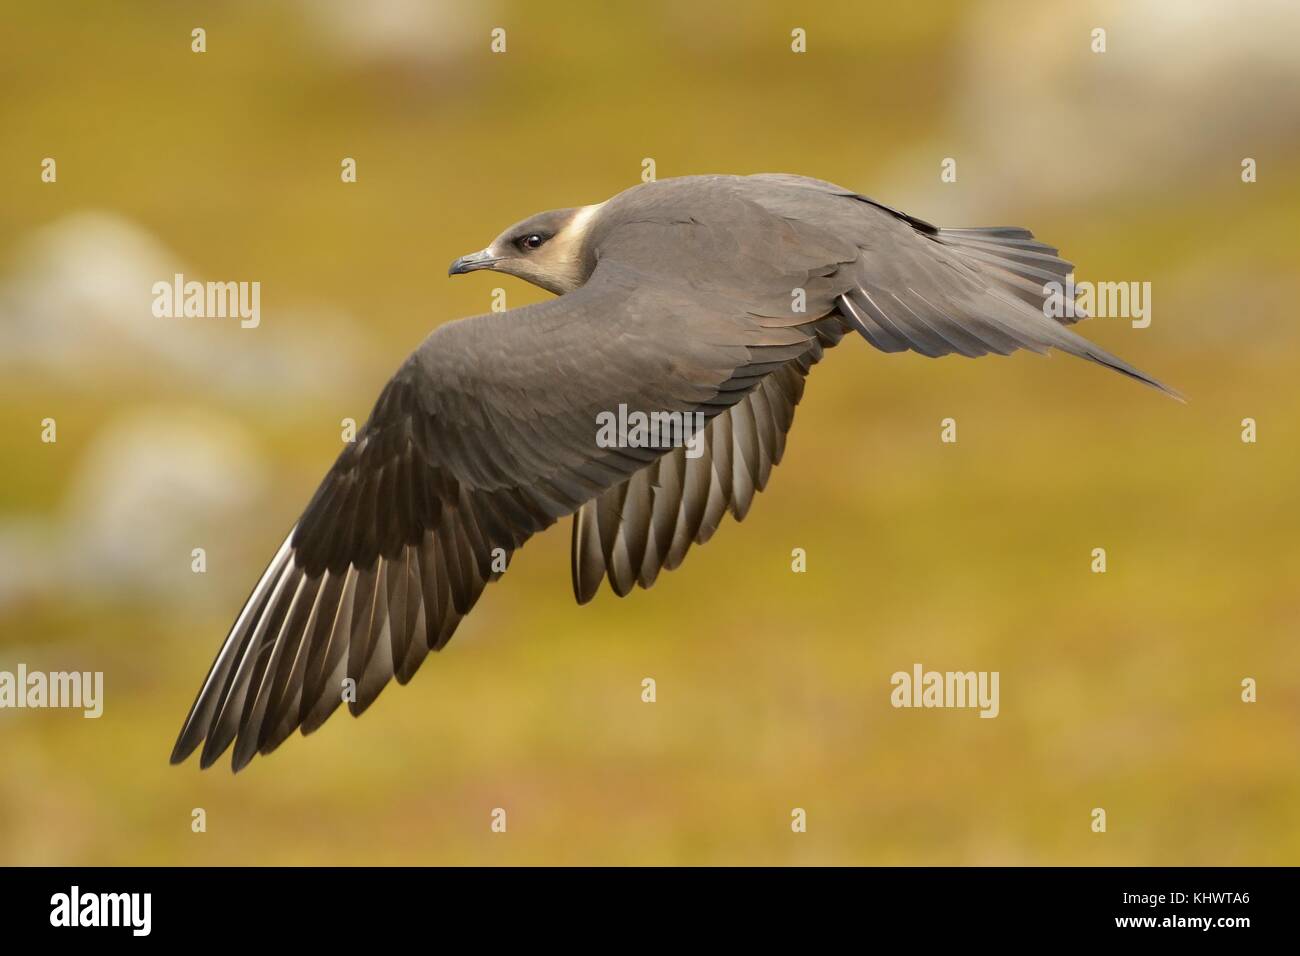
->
[[59, 408, 271, 601], [0, 212, 375, 405], [879, 0, 1300, 218], [297, 0, 494, 67], [0, 519, 55, 610]]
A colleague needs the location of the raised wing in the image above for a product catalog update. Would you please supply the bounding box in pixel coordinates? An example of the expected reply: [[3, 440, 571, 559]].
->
[[743, 173, 1181, 398]]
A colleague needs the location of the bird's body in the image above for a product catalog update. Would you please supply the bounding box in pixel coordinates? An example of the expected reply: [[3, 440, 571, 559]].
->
[[172, 173, 1177, 771]]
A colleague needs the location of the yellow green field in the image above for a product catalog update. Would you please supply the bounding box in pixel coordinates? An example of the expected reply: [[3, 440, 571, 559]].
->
[[1, 1, 1297, 865]]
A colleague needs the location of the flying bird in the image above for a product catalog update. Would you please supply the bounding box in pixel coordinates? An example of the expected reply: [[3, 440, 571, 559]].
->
[[171, 173, 1178, 771]]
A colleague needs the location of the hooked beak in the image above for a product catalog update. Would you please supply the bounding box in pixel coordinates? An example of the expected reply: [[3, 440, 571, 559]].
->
[[448, 249, 501, 276]]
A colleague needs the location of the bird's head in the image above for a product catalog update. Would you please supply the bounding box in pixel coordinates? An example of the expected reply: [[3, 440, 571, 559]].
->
[[448, 204, 603, 295]]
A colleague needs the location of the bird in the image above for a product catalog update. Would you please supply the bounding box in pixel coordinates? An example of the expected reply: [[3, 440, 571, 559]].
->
[[171, 172, 1178, 771]]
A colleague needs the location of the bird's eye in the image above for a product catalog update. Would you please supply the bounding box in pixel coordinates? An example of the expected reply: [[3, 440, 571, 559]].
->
[[518, 233, 547, 251]]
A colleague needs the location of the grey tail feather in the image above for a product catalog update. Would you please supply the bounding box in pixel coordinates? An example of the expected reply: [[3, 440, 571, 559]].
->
[[937, 226, 1183, 401], [1055, 324, 1185, 402]]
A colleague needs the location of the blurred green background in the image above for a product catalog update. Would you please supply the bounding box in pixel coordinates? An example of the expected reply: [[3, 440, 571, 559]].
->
[[2, 0, 1298, 865]]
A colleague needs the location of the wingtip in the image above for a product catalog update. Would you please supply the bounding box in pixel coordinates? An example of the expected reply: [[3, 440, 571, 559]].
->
[[198, 740, 224, 771], [230, 748, 255, 774], [169, 729, 201, 766], [573, 579, 600, 605]]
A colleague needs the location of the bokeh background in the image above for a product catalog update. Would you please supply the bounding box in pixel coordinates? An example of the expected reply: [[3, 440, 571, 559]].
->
[[2, 0, 1298, 865]]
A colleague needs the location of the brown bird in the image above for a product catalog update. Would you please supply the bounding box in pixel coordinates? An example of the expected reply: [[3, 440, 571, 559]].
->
[[171, 173, 1177, 771]]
